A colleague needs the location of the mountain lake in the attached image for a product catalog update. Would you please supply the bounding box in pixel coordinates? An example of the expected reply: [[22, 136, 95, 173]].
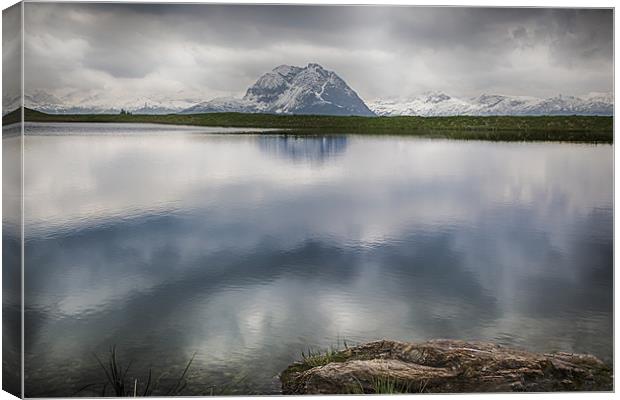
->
[[7, 122, 613, 396]]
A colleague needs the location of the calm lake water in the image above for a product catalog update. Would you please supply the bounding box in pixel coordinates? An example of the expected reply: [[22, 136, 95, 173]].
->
[[19, 122, 612, 396]]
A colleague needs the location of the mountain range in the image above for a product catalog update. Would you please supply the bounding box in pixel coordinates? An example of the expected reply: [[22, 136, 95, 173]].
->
[[14, 63, 613, 117], [14, 92, 197, 115], [369, 91, 613, 116]]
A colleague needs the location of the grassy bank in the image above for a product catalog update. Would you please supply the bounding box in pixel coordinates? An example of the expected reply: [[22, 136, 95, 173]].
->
[[5, 107, 614, 142]]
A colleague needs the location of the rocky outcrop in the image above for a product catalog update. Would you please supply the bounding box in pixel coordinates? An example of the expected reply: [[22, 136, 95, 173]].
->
[[181, 64, 376, 116], [280, 339, 612, 394]]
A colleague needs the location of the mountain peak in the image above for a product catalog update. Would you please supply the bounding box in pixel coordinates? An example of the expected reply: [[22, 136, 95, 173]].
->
[[273, 64, 293, 71], [240, 64, 375, 116], [270, 63, 329, 79], [272, 64, 302, 78]]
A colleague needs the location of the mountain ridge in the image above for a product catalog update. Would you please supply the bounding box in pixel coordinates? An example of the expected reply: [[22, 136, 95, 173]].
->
[[369, 91, 613, 116], [16, 64, 613, 116]]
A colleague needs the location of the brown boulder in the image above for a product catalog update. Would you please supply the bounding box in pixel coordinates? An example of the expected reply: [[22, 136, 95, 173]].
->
[[280, 339, 612, 394]]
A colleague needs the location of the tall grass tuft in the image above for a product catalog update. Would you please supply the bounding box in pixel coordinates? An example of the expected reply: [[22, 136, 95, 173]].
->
[[300, 337, 353, 368], [370, 370, 412, 394], [76, 346, 197, 397], [301, 346, 344, 368], [371, 374, 400, 394]]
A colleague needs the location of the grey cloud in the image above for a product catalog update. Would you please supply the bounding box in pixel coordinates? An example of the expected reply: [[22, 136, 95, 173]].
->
[[3, 3, 22, 111], [22, 3, 613, 103]]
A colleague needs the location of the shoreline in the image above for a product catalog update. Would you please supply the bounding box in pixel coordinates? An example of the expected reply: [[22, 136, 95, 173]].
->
[[2, 107, 613, 143]]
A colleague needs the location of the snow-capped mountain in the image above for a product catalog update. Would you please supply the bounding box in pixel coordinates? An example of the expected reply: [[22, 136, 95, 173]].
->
[[23, 89, 197, 115], [369, 91, 613, 116], [20, 70, 612, 117], [181, 97, 256, 114], [23, 64, 374, 116], [182, 63, 375, 116]]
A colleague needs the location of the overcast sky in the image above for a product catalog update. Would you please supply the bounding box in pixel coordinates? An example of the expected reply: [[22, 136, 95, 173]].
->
[[22, 3, 613, 104]]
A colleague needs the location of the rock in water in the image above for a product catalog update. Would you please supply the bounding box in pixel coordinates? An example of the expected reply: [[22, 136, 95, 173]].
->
[[280, 340, 612, 394]]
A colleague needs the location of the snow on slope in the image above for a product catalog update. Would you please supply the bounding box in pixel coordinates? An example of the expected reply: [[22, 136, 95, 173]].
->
[[185, 63, 375, 116], [369, 92, 613, 116], [21, 70, 612, 117], [180, 97, 256, 114], [23, 89, 197, 114]]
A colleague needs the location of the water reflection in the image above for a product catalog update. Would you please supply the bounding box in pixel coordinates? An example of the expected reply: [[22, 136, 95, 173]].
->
[[3, 124, 23, 396], [258, 135, 347, 163], [22, 123, 613, 396]]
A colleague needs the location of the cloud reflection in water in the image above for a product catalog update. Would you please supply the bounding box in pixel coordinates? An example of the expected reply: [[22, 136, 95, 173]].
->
[[22, 123, 612, 396]]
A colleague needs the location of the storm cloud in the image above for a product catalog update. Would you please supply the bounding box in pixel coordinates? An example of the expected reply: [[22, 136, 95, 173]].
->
[[22, 3, 613, 105]]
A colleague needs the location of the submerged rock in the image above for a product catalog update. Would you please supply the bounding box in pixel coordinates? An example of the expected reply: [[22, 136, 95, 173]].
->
[[280, 339, 612, 394]]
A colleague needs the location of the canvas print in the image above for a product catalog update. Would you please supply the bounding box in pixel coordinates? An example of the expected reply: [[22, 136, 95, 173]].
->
[[2, 2, 614, 397]]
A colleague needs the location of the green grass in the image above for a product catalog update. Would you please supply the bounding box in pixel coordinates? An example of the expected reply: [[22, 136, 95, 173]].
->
[[297, 350, 416, 395], [282, 339, 433, 395], [283, 339, 353, 377], [371, 374, 406, 394], [2, 107, 22, 126], [74, 346, 196, 397], [3, 107, 612, 143], [301, 346, 349, 368]]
